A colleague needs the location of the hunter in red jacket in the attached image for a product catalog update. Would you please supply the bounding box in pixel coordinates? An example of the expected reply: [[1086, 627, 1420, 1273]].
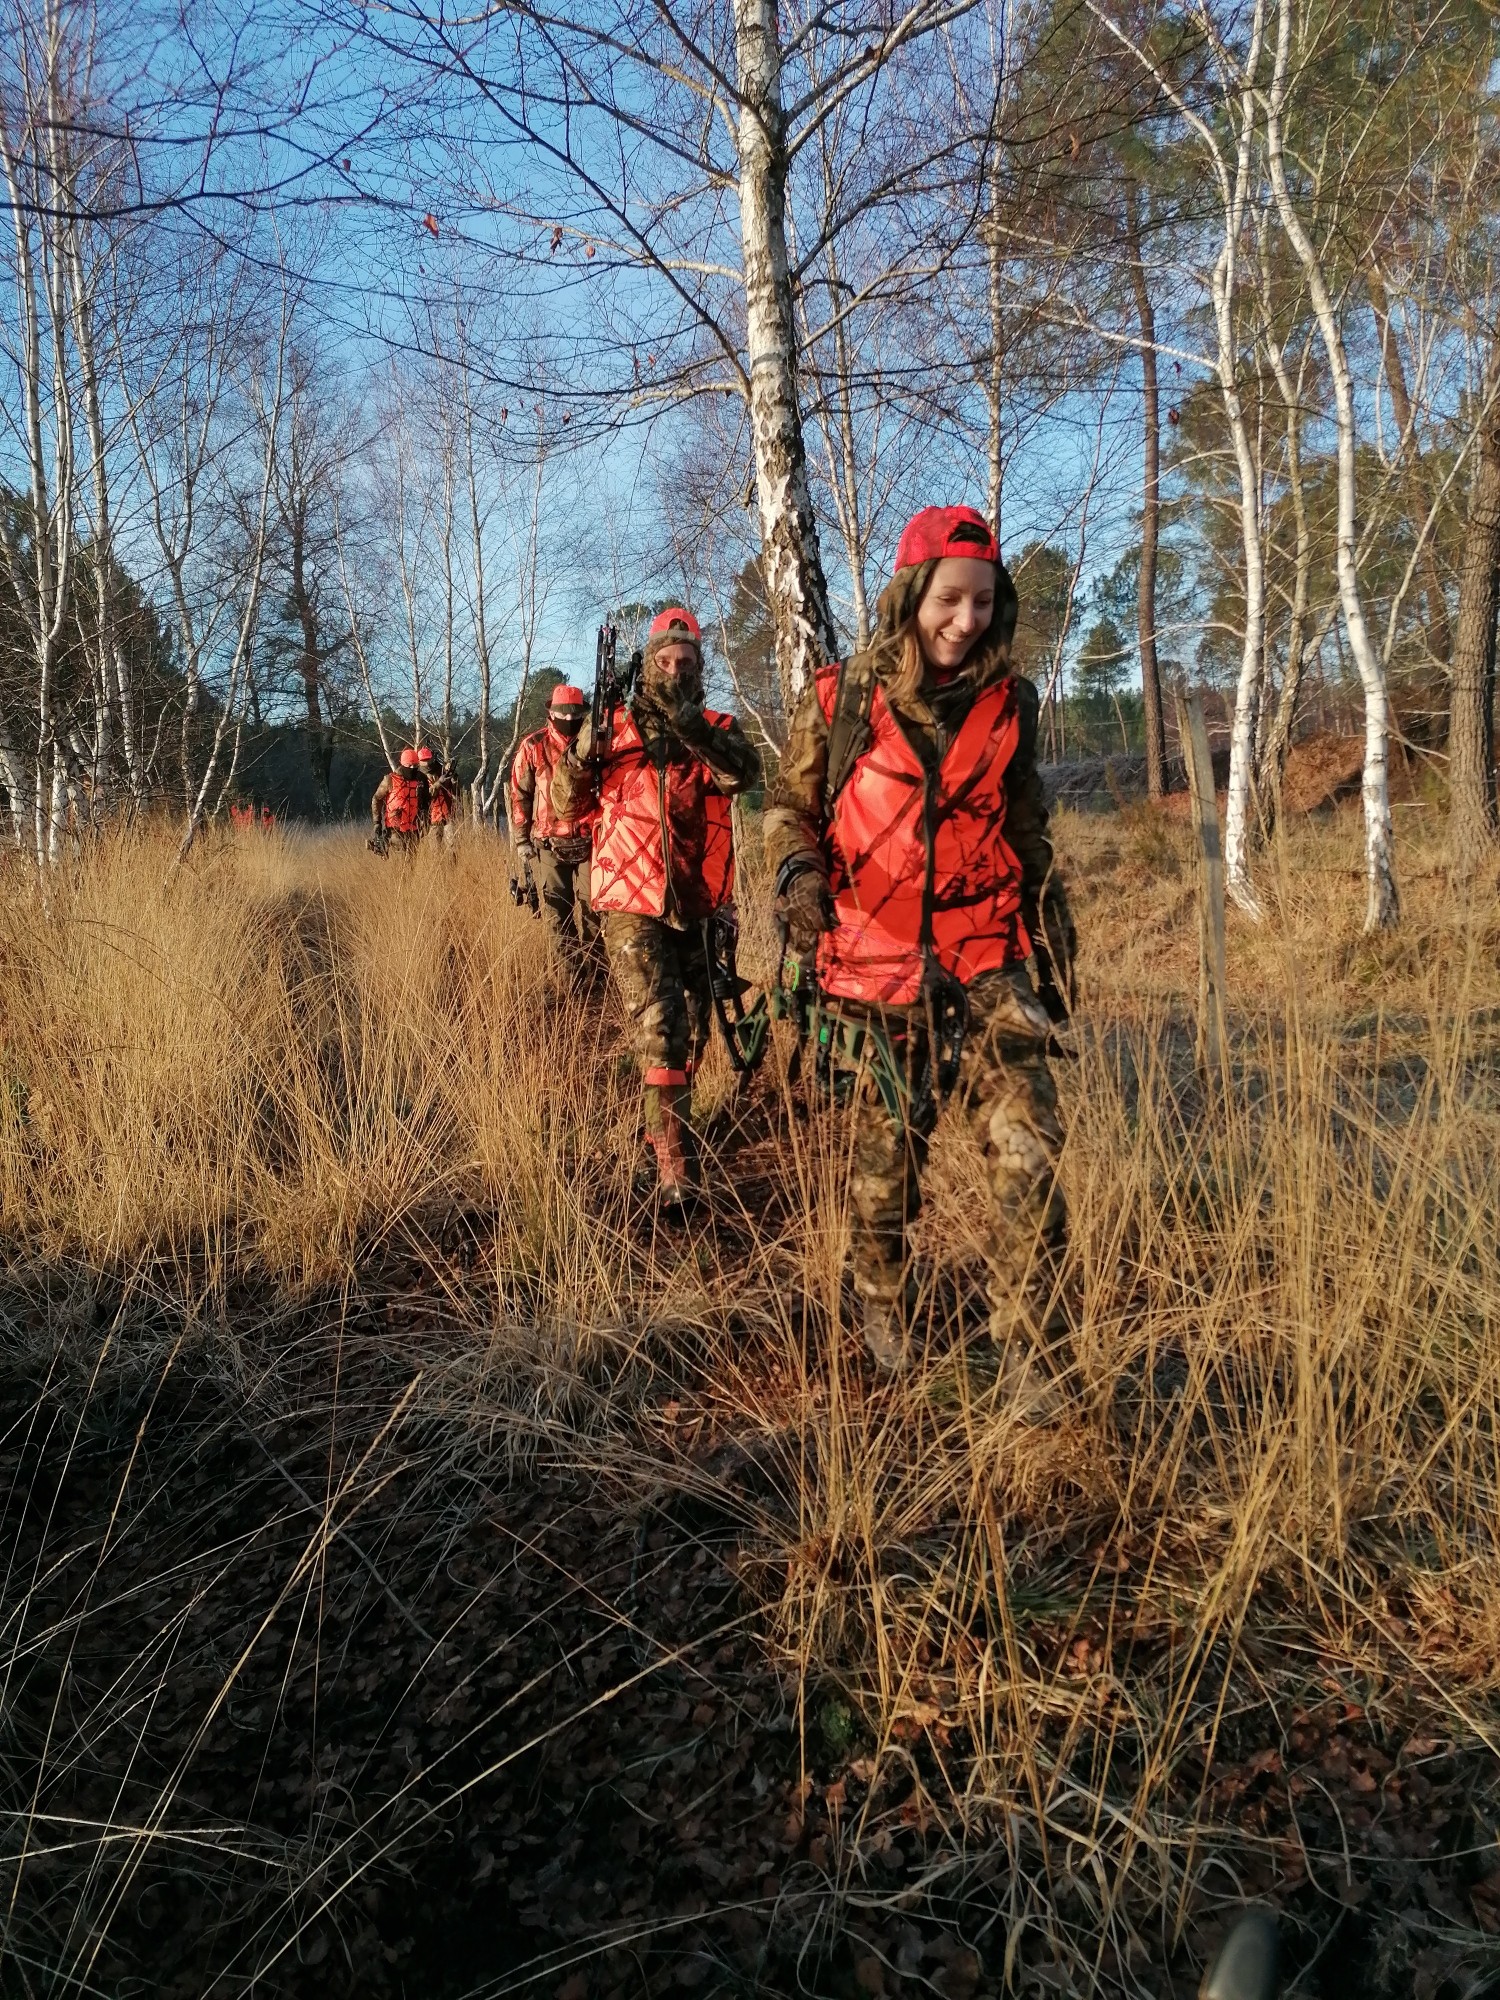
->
[[553, 608, 761, 1209], [764, 506, 1079, 1377], [417, 745, 458, 847], [371, 747, 429, 854], [509, 685, 600, 969]]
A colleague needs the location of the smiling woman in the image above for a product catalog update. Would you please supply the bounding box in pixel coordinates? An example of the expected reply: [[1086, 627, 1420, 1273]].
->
[[763, 504, 1080, 1375]]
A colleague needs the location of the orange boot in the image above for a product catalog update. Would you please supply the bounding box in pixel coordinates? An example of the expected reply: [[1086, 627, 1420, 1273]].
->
[[644, 1074, 700, 1211]]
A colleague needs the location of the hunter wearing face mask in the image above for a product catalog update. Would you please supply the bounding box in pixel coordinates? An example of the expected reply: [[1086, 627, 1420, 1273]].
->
[[509, 684, 603, 975], [764, 506, 1079, 1380], [552, 607, 762, 1211]]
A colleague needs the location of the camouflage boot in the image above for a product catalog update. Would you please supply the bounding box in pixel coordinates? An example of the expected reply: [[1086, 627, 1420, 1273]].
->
[[859, 1278, 918, 1376], [986, 1264, 1070, 1418]]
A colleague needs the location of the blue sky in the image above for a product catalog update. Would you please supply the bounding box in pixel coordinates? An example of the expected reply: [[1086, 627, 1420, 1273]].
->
[[0, 0, 1167, 718]]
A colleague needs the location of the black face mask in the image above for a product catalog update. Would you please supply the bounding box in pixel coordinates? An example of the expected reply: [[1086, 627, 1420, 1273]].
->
[[552, 713, 584, 738]]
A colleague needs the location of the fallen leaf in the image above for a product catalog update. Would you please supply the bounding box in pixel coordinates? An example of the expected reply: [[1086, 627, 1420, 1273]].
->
[[854, 1952, 886, 1995]]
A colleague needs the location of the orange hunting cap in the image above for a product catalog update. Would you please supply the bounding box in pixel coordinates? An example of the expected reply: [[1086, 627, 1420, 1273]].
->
[[647, 606, 701, 646], [549, 684, 586, 707]]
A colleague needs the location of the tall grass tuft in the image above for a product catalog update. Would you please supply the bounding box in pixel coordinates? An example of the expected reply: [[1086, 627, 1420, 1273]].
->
[[2, 806, 1498, 1990]]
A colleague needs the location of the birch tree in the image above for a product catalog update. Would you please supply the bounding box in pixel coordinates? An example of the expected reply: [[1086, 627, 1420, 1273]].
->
[[125, 258, 286, 854], [257, 349, 360, 818], [340, 0, 993, 712], [1263, 0, 1397, 928], [0, 0, 79, 856], [1090, 0, 1270, 914], [1122, 177, 1169, 799]]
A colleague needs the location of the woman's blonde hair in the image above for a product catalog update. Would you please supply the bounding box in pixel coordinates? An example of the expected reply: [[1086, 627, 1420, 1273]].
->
[[880, 622, 927, 709]]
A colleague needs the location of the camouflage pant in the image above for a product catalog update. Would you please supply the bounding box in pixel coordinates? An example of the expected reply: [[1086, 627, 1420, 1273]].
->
[[601, 912, 713, 1138], [534, 846, 602, 962], [844, 963, 1066, 1332]]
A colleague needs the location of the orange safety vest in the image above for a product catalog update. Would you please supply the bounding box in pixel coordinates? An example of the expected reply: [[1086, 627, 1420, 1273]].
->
[[384, 769, 424, 834], [587, 706, 736, 921], [814, 664, 1030, 1005], [510, 725, 591, 844], [428, 777, 456, 826]]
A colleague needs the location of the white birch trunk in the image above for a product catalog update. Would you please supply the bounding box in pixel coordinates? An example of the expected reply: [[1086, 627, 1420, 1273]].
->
[[0, 720, 36, 847], [986, 148, 1005, 538], [1265, 0, 1399, 930], [1212, 1, 1269, 921], [441, 432, 456, 758], [459, 366, 495, 823], [733, 0, 839, 709], [1088, 0, 1267, 912], [0, 26, 77, 870], [47, 742, 67, 865], [65, 217, 122, 817]]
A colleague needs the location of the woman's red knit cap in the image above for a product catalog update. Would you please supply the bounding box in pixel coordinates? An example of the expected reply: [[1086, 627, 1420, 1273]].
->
[[895, 506, 999, 570], [549, 683, 586, 706], [648, 605, 701, 644]]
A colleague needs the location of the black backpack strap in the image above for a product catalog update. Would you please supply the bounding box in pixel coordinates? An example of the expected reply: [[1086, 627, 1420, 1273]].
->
[[824, 653, 878, 804], [1011, 669, 1041, 765]]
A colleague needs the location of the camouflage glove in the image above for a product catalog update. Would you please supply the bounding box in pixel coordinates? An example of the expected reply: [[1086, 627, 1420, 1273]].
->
[[514, 838, 536, 862], [653, 685, 713, 748], [776, 860, 836, 955]]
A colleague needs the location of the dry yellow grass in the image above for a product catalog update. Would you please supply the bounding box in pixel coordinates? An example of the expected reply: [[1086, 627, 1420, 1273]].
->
[[2, 805, 1499, 1992]]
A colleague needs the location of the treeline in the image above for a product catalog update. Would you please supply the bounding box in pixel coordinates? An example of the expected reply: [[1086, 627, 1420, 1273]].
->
[[1, 0, 1495, 916]]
